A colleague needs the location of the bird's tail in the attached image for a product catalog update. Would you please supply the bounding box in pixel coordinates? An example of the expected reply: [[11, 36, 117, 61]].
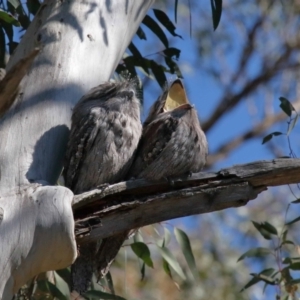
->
[[96, 230, 130, 279]]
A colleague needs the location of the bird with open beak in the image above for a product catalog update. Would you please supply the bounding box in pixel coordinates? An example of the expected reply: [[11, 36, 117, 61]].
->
[[129, 78, 208, 180], [96, 79, 208, 278]]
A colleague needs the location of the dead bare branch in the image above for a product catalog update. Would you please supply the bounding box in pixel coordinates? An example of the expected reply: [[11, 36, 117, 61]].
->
[[72, 158, 300, 244], [202, 42, 296, 133]]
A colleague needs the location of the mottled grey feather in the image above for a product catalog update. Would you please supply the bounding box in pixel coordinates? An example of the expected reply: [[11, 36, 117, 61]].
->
[[129, 92, 208, 180], [64, 80, 142, 194], [63, 80, 142, 292]]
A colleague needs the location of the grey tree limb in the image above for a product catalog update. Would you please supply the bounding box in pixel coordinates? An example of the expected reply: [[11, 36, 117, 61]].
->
[[73, 158, 299, 244]]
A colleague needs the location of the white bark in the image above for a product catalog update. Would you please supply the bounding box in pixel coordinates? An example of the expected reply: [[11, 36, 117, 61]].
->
[[0, 185, 75, 299], [0, 0, 154, 298]]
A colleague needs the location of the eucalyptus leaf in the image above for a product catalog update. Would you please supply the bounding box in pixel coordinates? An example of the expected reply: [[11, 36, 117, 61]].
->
[[164, 227, 172, 246], [150, 60, 167, 88], [131, 242, 154, 268], [163, 47, 181, 59], [165, 57, 183, 78], [46, 281, 68, 300], [8, 0, 21, 9], [133, 230, 144, 243], [252, 221, 277, 240], [288, 262, 300, 270], [279, 97, 295, 117], [54, 271, 70, 298], [237, 247, 271, 262], [142, 15, 169, 48], [105, 271, 115, 295], [55, 268, 71, 288], [174, 228, 198, 280], [240, 268, 276, 291], [163, 258, 172, 278], [0, 9, 20, 26], [210, 0, 222, 30], [174, 0, 178, 22], [141, 262, 146, 280], [262, 132, 282, 144], [136, 26, 147, 40], [27, 0, 41, 16], [158, 246, 186, 280], [153, 9, 182, 39]]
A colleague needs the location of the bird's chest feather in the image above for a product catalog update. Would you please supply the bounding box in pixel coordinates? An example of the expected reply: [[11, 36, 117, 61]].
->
[[99, 112, 141, 153]]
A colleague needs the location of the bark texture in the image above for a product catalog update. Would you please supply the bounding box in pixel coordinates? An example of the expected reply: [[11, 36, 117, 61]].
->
[[73, 158, 299, 244]]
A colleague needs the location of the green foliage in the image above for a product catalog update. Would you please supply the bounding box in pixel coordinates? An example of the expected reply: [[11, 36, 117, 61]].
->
[[143, 14, 169, 48], [238, 247, 272, 262], [0, 9, 20, 26], [262, 131, 282, 144], [240, 268, 278, 291], [36, 277, 68, 300], [263, 97, 299, 144], [174, 228, 198, 280], [239, 198, 300, 298], [153, 9, 182, 39], [210, 0, 222, 30], [131, 242, 154, 268], [158, 245, 187, 280], [279, 97, 295, 117], [252, 221, 278, 240]]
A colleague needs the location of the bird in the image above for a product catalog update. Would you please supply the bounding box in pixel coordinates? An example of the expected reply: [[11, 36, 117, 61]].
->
[[63, 79, 142, 293], [96, 78, 208, 278], [129, 78, 208, 180], [64, 80, 142, 194]]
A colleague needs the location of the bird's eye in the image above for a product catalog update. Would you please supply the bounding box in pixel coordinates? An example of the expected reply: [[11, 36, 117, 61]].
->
[[128, 91, 135, 99], [119, 90, 135, 100]]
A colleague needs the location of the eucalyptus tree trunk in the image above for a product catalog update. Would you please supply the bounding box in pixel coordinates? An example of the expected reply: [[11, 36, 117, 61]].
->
[[0, 0, 155, 298]]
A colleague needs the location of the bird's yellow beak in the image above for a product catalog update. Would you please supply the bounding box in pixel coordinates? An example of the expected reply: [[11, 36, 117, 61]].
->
[[164, 79, 189, 112]]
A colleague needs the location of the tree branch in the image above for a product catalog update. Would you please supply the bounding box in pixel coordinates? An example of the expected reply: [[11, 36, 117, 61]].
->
[[73, 158, 300, 244], [202, 43, 295, 133], [206, 98, 300, 167]]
